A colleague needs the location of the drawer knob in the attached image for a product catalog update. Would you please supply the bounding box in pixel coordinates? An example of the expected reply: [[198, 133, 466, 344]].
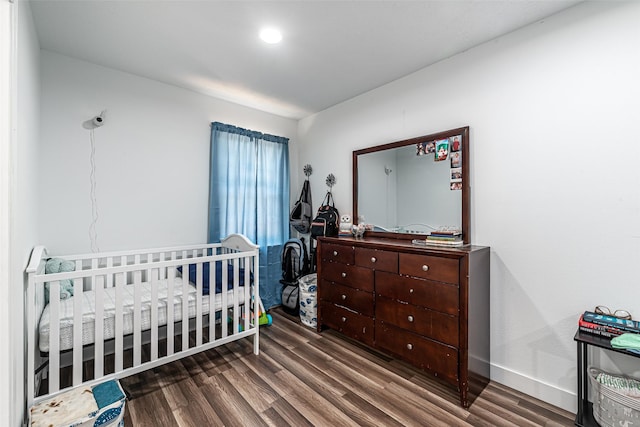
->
[[422, 265, 429, 272], [341, 272, 347, 278], [409, 288, 414, 294], [341, 317, 347, 323], [333, 250, 338, 256], [407, 315, 414, 322], [407, 343, 413, 350], [371, 257, 377, 263], [341, 294, 347, 300]]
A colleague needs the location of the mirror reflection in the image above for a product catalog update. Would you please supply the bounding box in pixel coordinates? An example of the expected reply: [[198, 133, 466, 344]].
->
[[353, 126, 469, 241]]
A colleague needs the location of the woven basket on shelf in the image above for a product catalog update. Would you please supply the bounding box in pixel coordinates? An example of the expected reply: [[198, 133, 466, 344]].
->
[[589, 367, 640, 427]]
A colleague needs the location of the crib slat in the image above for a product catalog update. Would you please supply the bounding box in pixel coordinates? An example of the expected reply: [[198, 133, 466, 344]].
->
[[221, 259, 228, 338], [133, 254, 142, 367], [106, 256, 114, 288], [195, 262, 203, 346], [181, 267, 189, 351], [49, 280, 61, 393], [72, 267, 83, 385], [94, 271, 105, 379], [159, 252, 166, 279], [150, 265, 159, 361], [167, 263, 176, 356], [70, 260, 81, 384], [232, 258, 240, 334], [114, 264, 125, 372], [208, 253, 215, 343], [244, 256, 251, 331]]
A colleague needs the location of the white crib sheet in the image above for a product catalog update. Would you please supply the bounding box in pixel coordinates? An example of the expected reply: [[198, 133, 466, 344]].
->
[[38, 278, 245, 352]]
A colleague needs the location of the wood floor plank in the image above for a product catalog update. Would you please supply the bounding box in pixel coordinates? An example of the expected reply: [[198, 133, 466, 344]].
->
[[392, 374, 472, 419], [267, 316, 320, 347], [385, 381, 472, 427], [238, 353, 302, 398], [464, 389, 541, 427], [409, 369, 469, 405], [263, 397, 315, 427], [338, 390, 408, 427], [273, 376, 359, 427], [117, 309, 575, 426], [172, 390, 226, 427], [126, 387, 178, 427], [308, 336, 405, 391], [221, 366, 279, 412], [259, 334, 349, 398], [201, 374, 267, 427], [260, 405, 292, 427], [323, 357, 460, 427]]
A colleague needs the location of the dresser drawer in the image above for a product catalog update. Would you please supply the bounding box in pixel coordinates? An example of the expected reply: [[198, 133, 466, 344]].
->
[[355, 247, 398, 273], [376, 322, 458, 385], [321, 302, 374, 347], [320, 242, 355, 265], [376, 296, 458, 347], [376, 271, 458, 315], [399, 253, 459, 285], [322, 263, 374, 292], [320, 280, 374, 317]]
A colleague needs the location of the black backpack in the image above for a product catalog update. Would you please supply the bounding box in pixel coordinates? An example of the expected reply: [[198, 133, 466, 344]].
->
[[290, 179, 312, 234], [310, 191, 340, 240], [280, 238, 310, 315]]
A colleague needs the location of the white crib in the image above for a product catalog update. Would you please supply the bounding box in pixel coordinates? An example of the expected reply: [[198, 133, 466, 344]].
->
[[25, 234, 260, 408]]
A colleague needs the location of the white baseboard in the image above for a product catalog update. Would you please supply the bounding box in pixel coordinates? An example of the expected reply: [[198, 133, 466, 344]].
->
[[490, 362, 577, 414]]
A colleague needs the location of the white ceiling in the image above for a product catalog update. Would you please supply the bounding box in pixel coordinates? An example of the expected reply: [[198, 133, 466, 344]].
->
[[30, 0, 581, 119]]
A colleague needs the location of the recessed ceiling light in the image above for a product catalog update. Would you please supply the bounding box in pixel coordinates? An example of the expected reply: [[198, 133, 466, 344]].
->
[[259, 28, 282, 44]]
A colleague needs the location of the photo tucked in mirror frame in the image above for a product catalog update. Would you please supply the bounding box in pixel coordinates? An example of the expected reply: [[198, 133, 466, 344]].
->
[[352, 126, 470, 244]]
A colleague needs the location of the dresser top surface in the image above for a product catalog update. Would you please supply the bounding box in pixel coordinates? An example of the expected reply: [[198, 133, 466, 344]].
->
[[319, 236, 489, 256]]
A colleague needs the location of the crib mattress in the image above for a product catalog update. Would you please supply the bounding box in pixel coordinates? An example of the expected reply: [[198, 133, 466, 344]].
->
[[38, 278, 245, 352]]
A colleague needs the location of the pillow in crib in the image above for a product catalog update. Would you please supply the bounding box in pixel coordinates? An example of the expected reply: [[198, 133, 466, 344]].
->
[[44, 257, 75, 304], [177, 263, 251, 295]]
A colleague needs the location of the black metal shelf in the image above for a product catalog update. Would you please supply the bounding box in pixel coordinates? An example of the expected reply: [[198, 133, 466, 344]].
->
[[574, 330, 639, 426], [575, 401, 597, 427]]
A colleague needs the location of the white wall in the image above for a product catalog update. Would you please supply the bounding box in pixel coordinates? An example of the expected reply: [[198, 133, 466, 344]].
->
[[0, 2, 14, 425], [39, 51, 298, 254], [298, 1, 640, 412], [2, 1, 42, 425]]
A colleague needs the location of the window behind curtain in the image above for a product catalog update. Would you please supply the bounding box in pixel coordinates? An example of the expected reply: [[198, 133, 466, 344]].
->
[[209, 122, 289, 309]]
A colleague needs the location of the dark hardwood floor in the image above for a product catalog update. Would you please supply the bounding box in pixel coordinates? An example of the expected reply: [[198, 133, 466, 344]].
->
[[120, 310, 575, 426]]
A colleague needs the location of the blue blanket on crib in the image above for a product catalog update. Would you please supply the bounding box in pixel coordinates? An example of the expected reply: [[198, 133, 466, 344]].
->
[[177, 263, 252, 295]]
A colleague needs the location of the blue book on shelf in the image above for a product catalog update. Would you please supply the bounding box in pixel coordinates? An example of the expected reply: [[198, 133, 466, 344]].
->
[[583, 311, 640, 333]]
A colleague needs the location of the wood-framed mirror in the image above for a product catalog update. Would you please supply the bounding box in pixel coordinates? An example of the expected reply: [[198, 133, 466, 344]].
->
[[353, 126, 470, 244]]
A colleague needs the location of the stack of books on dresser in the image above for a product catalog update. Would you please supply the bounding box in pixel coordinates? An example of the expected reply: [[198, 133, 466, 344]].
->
[[423, 229, 464, 247], [579, 311, 640, 338]]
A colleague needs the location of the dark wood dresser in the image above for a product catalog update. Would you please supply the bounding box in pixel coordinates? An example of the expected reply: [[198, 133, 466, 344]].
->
[[316, 235, 490, 408]]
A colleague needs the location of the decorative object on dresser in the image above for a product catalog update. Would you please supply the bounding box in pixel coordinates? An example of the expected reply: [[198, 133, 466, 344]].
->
[[316, 236, 490, 408], [351, 223, 365, 238], [339, 213, 353, 237]]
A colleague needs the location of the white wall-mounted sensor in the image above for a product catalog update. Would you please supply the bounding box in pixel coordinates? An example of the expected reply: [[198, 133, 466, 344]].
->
[[83, 110, 107, 130], [92, 115, 104, 127]]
